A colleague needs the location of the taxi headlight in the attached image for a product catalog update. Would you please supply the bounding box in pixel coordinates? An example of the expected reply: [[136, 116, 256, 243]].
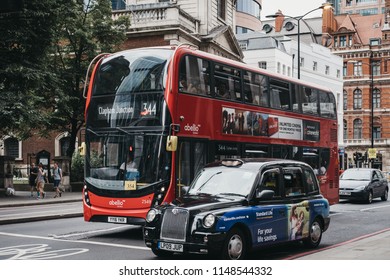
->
[[203, 214, 216, 228], [146, 209, 158, 223]]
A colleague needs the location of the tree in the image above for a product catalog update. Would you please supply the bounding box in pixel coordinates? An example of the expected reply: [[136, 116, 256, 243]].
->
[[0, 0, 60, 138], [46, 0, 130, 160]]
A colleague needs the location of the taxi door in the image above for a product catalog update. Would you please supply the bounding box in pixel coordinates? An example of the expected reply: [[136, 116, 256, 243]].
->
[[250, 167, 289, 248]]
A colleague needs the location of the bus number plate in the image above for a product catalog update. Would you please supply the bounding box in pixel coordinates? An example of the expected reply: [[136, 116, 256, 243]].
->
[[158, 242, 183, 252], [108, 216, 127, 223]]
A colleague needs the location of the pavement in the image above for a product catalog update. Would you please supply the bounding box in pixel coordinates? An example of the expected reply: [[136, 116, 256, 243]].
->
[[0, 189, 389, 260]]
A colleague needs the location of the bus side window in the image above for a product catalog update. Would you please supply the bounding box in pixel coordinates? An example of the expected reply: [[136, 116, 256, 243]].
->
[[269, 79, 290, 111]]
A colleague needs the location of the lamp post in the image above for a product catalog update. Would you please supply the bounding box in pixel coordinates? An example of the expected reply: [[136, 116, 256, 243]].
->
[[266, 3, 332, 79], [348, 54, 375, 166]]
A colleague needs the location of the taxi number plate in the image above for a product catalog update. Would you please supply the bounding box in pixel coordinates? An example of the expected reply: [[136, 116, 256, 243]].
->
[[108, 216, 127, 223], [340, 191, 351, 196], [158, 242, 183, 252]]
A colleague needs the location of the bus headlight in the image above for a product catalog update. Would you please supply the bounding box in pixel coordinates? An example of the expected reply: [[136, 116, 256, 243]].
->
[[146, 209, 158, 223], [203, 214, 216, 228]]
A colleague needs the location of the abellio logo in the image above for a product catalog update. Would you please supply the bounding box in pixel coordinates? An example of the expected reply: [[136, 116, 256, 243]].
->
[[184, 123, 201, 134], [109, 200, 125, 207]]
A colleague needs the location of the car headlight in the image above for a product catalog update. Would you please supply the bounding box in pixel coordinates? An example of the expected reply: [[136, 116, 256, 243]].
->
[[146, 209, 158, 223], [355, 185, 367, 191], [203, 214, 216, 228]]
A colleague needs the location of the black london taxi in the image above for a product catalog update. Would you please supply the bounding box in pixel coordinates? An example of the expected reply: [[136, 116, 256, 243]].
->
[[143, 158, 330, 260]]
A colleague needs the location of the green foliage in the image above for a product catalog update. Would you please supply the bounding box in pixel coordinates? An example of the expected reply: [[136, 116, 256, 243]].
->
[[71, 150, 84, 182], [1, 0, 130, 159]]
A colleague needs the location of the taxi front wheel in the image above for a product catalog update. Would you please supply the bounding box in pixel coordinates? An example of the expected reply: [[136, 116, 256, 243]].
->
[[303, 218, 323, 248], [221, 228, 247, 260]]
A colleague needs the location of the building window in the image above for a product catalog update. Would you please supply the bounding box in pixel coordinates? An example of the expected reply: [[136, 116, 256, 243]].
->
[[353, 61, 362, 76], [325, 65, 330, 75], [353, 118, 362, 139], [343, 119, 348, 140], [343, 90, 348, 110], [111, 0, 126, 10], [343, 62, 347, 76], [258, 61, 267, 69], [236, 0, 261, 19], [373, 126, 381, 139], [236, 26, 254, 34], [313, 61, 317, 71], [300, 57, 304, 67], [4, 137, 20, 158], [337, 69, 341, 78], [217, 0, 226, 20], [353, 88, 362, 109], [339, 36, 347, 47], [372, 60, 380, 76], [277, 62, 281, 73], [60, 137, 71, 156], [373, 88, 380, 108]]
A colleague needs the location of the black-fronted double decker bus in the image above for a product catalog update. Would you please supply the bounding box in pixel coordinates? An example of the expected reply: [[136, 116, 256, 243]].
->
[[82, 45, 338, 225]]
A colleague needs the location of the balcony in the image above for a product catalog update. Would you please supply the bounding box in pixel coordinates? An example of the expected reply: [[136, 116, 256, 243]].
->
[[112, 3, 200, 35]]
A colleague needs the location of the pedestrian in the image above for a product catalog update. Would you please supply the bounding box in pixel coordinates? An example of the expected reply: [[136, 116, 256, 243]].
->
[[36, 163, 47, 199], [29, 163, 38, 197], [52, 162, 63, 198]]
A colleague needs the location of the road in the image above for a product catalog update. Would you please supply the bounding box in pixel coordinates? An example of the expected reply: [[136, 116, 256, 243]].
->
[[0, 198, 389, 260]]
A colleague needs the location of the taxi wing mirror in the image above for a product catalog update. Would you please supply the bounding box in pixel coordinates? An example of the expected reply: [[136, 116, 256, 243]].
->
[[166, 136, 178, 152], [256, 189, 275, 199]]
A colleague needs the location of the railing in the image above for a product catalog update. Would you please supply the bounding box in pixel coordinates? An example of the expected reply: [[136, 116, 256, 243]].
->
[[343, 138, 390, 146], [112, 4, 199, 34]]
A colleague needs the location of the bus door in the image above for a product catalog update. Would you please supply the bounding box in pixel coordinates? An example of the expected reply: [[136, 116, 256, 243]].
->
[[176, 139, 208, 196]]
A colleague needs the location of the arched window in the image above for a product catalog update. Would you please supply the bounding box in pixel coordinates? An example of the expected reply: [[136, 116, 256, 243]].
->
[[343, 119, 348, 140], [353, 118, 362, 139], [4, 137, 19, 158], [353, 88, 362, 109], [343, 90, 347, 110], [373, 88, 380, 108]]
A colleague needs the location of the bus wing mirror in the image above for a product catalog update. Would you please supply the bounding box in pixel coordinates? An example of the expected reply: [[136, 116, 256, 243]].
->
[[79, 142, 86, 156], [166, 136, 178, 152]]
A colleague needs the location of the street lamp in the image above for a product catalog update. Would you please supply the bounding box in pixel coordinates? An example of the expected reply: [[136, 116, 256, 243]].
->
[[266, 3, 332, 79]]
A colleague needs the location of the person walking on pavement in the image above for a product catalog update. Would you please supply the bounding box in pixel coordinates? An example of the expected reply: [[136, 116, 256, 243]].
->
[[36, 163, 47, 199], [29, 163, 38, 197], [52, 162, 63, 198]]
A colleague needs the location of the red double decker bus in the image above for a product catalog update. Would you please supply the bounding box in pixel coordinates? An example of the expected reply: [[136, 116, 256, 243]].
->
[[82, 45, 338, 225]]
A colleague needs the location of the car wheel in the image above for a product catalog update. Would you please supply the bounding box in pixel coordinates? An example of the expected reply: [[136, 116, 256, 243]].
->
[[381, 189, 388, 201], [151, 247, 174, 259], [222, 228, 247, 260], [303, 218, 323, 249], [366, 191, 373, 204]]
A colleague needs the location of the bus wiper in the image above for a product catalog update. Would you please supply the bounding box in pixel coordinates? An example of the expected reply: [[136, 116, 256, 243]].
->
[[87, 128, 104, 136]]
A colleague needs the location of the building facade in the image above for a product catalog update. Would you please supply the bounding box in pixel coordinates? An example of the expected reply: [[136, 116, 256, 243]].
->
[[323, 2, 390, 171]]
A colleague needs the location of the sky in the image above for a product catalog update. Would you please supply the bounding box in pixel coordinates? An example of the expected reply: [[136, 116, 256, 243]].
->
[[261, 0, 328, 20]]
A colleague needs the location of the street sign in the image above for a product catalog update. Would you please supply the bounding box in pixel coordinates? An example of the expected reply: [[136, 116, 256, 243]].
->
[[368, 148, 377, 159]]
